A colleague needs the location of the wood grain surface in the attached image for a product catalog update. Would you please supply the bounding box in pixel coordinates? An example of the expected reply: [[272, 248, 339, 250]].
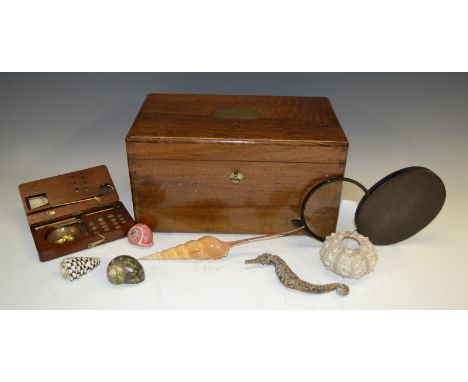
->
[[127, 94, 348, 146], [18, 165, 135, 261], [127, 94, 348, 234]]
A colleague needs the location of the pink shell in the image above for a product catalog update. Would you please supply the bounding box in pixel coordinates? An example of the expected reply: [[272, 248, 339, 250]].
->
[[127, 223, 154, 247]]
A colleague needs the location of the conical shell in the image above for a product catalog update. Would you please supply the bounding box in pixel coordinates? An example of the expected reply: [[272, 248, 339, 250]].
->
[[140, 236, 230, 260], [59, 257, 100, 281]]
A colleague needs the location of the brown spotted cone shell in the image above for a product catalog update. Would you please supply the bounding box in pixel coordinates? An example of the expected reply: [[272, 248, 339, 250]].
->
[[59, 257, 100, 281]]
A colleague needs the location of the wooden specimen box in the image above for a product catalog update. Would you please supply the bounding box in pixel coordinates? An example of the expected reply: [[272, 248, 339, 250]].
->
[[126, 94, 348, 234], [18, 165, 135, 262]]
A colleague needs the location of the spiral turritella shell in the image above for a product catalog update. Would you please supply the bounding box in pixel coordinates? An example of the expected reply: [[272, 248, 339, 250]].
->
[[140, 236, 230, 260], [59, 257, 100, 281], [320, 231, 378, 279]]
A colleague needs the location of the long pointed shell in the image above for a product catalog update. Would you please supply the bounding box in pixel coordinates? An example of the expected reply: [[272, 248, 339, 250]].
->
[[140, 236, 230, 260]]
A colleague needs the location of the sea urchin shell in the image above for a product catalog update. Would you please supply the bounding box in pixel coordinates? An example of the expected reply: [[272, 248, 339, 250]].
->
[[320, 231, 378, 279]]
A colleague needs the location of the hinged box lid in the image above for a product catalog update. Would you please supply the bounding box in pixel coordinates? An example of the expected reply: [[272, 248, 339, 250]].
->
[[126, 93, 348, 163], [18, 165, 120, 226]]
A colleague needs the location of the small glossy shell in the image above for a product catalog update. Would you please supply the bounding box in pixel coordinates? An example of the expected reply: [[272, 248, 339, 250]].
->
[[106, 255, 145, 285], [60, 257, 100, 281], [320, 231, 378, 279], [127, 223, 154, 247]]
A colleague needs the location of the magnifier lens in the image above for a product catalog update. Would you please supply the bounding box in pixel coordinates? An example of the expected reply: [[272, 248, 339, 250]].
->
[[302, 178, 368, 241]]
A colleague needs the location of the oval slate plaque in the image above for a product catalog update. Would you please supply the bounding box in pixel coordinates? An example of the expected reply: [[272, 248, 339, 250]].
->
[[355, 167, 446, 245]]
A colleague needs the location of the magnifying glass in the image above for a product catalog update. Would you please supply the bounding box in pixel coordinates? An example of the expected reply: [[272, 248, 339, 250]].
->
[[297, 166, 446, 245]]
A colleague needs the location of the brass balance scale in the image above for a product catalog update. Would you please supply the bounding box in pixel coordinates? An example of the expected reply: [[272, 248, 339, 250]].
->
[[31, 184, 114, 246], [19, 166, 135, 261]]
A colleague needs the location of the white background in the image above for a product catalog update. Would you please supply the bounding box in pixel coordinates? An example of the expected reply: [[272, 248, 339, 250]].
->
[[1, 2, 468, 382]]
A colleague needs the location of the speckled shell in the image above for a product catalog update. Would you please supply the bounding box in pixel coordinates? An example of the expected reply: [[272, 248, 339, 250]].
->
[[60, 257, 100, 281], [127, 223, 154, 247], [106, 255, 145, 285], [320, 231, 378, 279]]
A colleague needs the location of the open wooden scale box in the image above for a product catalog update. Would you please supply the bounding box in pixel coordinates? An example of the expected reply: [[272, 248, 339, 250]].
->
[[19, 165, 135, 261], [126, 94, 348, 235]]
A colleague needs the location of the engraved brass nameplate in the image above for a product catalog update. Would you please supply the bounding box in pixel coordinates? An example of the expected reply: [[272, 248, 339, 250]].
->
[[213, 108, 261, 121]]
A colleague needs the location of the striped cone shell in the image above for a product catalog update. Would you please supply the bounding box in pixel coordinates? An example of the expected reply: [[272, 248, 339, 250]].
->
[[59, 257, 100, 281]]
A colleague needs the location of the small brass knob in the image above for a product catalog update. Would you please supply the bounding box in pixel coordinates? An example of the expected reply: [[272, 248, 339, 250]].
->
[[229, 171, 244, 184]]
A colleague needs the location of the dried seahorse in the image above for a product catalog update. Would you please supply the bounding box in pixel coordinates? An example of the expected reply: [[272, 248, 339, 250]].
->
[[245, 253, 350, 296], [139, 227, 303, 261]]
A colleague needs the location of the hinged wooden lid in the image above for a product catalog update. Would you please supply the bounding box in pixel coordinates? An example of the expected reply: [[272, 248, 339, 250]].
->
[[126, 93, 348, 149], [18, 165, 120, 226]]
